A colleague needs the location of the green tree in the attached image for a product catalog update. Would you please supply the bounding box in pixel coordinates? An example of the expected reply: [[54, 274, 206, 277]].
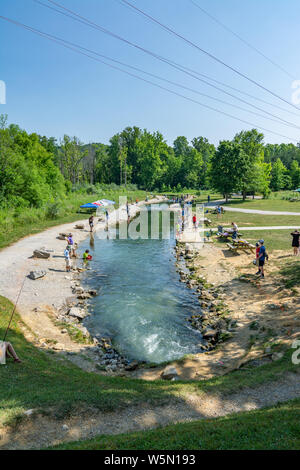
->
[[290, 160, 300, 189], [210, 141, 249, 202]]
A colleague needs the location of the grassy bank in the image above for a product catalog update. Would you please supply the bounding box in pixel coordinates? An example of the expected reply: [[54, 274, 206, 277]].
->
[[0, 296, 299, 429], [0, 187, 147, 250], [50, 398, 300, 450]]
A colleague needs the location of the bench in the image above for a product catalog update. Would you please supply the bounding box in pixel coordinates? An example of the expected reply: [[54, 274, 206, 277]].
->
[[226, 243, 239, 252]]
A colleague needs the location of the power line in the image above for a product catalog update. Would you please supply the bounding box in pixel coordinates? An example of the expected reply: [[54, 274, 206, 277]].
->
[[2, 14, 299, 131], [32, 0, 300, 125], [1, 14, 299, 143], [119, 0, 300, 111], [189, 0, 296, 80]]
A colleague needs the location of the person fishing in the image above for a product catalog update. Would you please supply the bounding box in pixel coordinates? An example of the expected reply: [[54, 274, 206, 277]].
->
[[89, 215, 94, 233]]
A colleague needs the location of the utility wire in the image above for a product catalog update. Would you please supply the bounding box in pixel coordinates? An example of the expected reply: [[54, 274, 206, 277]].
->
[[189, 0, 296, 80], [33, 0, 300, 123], [2, 14, 299, 131], [119, 0, 300, 111], [2, 16, 300, 129], [1, 14, 298, 143]]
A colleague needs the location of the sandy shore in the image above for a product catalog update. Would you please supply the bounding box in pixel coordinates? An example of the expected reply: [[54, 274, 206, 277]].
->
[[0, 196, 166, 347]]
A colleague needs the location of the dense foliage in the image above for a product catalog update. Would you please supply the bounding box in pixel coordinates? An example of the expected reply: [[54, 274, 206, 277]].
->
[[1, 113, 300, 211]]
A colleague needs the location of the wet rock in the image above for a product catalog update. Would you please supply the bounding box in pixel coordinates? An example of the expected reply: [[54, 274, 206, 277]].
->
[[88, 290, 98, 296], [75, 224, 85, 229], [77, 293, 92, 300], [29, 270, 47, 280], [161, 365, 179, 380]]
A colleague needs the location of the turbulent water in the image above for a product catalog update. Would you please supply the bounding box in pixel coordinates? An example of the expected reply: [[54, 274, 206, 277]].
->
[[80, 205, 203, 364]]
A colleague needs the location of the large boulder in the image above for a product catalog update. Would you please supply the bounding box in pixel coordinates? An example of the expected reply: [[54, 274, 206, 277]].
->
[[33, 250, 51, 259], [29, 270, 47, 280], [68, 307, 88, 320], [161, 365, 179, 380]]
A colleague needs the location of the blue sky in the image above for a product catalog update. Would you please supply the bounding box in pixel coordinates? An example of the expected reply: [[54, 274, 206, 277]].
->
[[1, 0, 300, 146]]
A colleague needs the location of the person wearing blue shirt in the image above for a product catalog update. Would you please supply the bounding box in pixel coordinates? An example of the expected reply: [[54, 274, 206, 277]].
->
[[258, 239, 267, 279]]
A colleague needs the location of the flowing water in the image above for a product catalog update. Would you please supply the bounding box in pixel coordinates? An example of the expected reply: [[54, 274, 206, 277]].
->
[[80, 205, 203, 364]]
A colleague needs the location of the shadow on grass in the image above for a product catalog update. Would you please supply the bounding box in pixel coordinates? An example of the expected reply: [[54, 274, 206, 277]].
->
[[0, 291, 299, 450], [279, 262, 300, 288]]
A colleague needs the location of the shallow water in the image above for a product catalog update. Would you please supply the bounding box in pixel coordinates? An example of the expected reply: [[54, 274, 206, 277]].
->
[[80, 206, 203, 364]]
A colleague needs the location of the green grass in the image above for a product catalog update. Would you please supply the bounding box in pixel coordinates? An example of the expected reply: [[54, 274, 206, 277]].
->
[[0, 188, 147, 250], [225, 196, 300, 212], [1, 296, 299, 429], [50, 398, 300, 450], [279, 260, 300, 288]]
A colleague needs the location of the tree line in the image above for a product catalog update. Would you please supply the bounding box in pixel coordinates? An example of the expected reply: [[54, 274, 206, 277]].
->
[[1, 113, 300, 209]]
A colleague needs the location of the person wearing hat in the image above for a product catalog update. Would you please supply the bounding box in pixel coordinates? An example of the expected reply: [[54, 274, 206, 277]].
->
[[257, 239, 267, 279]]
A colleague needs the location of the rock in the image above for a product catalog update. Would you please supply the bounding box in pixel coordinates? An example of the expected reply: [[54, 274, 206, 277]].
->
[[268, 304, 278, 310], [52, 343, 64, 351], [77, 293, 92, 300], [62, 424, 69, 431], [125, 360, 139, 371], [24, 409, 35, 417], [29, 270, 47, 280], [203, 328, 218, 339], [77, 326, 90, 337], [57, 233, 67, 240], [68, 307, 88, 320], [272, 352, 284, 361], [161, 365, 179, 380], [73, 287, 84, 294], [88, 290, 98, 296], [75, 224, 85, 229], [65, 296, 78, 307]]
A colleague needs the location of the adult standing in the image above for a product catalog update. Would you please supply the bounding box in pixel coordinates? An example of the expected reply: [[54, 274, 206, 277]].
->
[[89, 215, 94, 233], [291, 230, 300, 256]]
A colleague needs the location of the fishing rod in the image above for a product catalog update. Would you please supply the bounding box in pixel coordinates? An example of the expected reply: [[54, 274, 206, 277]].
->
[[2, 275, 27, 342]]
